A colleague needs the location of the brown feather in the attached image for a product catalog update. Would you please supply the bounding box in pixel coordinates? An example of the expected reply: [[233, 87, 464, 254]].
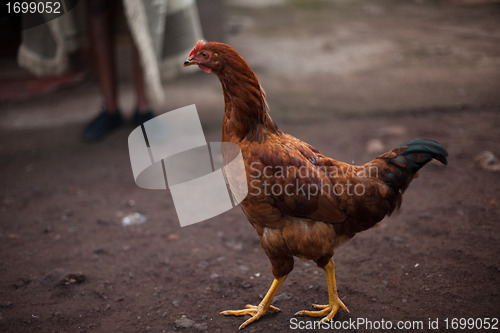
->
[[193, 42, 446, 277]]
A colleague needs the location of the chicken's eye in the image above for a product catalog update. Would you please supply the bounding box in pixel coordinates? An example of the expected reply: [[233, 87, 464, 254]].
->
[[201, 52, 208, 59]]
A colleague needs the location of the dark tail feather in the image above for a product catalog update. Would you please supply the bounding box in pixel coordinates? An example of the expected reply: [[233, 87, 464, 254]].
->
[[390, 138, 448, 172], [378, 138, 448, 214]]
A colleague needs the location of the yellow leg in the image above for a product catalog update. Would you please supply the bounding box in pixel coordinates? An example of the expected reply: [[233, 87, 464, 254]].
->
[[295, 258, 349, 323], [220, 275, 287, 330]]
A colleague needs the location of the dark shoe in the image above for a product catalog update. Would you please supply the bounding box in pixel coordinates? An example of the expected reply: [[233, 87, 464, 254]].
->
[[132, 109, 156, 126], [82, 110, 123, 142]]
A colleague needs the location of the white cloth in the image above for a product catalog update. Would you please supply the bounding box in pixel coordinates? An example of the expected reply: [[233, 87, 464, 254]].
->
[[18, 0, 205, 105]]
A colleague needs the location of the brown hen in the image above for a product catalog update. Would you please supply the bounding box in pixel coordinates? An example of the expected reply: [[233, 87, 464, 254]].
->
[[184, 40, 448, 329]]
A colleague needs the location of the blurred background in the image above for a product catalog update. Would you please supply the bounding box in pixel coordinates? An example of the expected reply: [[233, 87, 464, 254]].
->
[[1, 0, 498, 128]]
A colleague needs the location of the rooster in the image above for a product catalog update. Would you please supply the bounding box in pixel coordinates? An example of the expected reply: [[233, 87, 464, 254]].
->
[[184, 40, 448, 329]]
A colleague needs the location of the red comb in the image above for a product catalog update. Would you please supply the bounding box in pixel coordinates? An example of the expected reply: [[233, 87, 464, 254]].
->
[[189, 40, 205, 58]]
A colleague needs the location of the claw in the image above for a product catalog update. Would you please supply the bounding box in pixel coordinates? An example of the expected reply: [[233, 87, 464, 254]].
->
[[221, 276, 287, 329], [221, 304, 281, 330], [295, 259, 350, 323], [295, 297, 349, 322]]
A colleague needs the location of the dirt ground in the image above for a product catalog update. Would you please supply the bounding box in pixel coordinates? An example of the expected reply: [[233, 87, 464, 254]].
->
[[1, 1, 499, 332]]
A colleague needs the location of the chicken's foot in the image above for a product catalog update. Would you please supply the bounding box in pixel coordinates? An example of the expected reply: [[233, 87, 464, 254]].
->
[[220, 275, 287, 330], [295, 259, 349, 323]]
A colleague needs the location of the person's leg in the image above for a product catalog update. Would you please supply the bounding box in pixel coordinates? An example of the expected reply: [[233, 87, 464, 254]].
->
[[83, 0, 122, 141], [131, 44, 155, 125], [88, 0, 118, 112]]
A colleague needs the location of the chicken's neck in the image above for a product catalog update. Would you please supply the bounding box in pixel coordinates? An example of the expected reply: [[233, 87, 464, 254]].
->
[[217, 62, 281, 142]]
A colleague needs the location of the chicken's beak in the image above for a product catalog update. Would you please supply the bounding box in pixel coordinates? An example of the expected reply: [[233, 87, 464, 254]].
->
[[183, 58, 196, 67]]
